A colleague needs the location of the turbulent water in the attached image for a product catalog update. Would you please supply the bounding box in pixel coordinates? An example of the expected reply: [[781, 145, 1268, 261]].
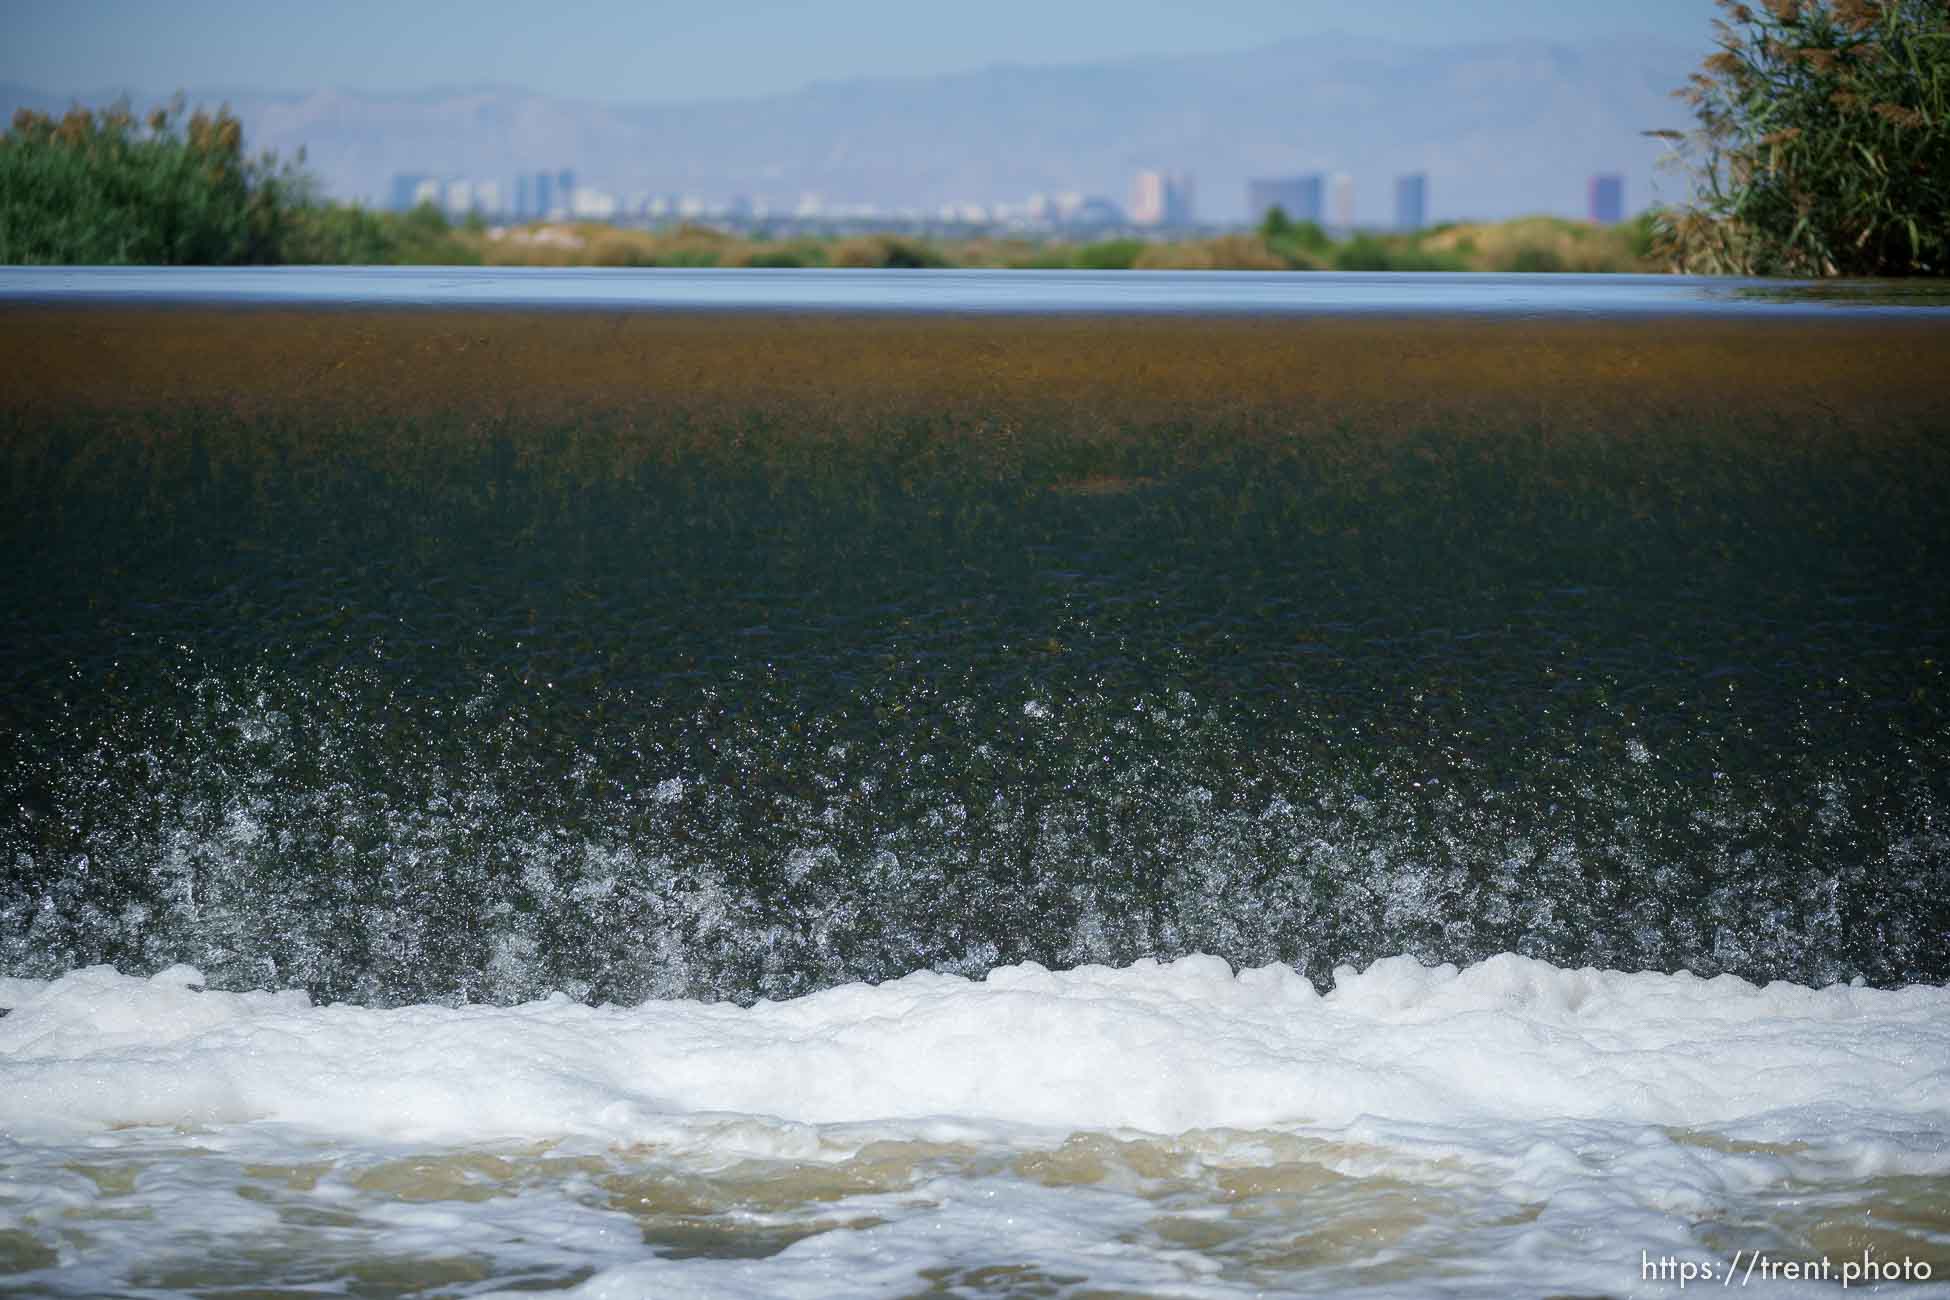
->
[[3, 274, 1949, 1294], [5, 405, 1948, 1005], [3, 958, 1948, 1297]]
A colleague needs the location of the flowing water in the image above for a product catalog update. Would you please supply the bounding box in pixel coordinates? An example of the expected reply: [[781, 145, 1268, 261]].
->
[[1, 269, 1947, 1296]]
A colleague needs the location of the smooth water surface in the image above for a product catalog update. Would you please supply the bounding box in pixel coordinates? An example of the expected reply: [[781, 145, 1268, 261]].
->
[[9, 265, 1950, 315]]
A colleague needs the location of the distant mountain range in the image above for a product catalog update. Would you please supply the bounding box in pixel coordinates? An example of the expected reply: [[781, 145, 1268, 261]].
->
[[3, 32, 1703, 223]]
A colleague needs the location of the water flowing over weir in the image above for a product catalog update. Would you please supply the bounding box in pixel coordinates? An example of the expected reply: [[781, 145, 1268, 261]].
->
[[2, 269, 1949, 1006], [5, 269, 1950, 1298]]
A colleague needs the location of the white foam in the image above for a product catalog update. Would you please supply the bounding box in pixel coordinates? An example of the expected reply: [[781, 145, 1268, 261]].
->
[[0, 976, 46, 1010], [2, 953, 1945, 1146], [4, 955, 1949, 1297]]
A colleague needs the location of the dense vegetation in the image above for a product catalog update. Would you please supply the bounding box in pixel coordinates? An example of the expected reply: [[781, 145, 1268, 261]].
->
[[470, 210, 1658, 273], [1654, 0, 1948, 275], [0, 102, 303, 265], [0, 102, 489, 266]]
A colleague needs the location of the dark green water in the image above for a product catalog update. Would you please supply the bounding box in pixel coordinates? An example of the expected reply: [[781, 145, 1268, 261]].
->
[[4, 401, 1947, 1006]]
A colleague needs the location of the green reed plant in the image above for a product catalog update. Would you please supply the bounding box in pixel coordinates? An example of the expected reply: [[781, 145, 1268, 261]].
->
[[1070, 238, 1146, 270], [1329, 234, 1469, 272], [277, 200, 480, 266], [1652, 0, 1949, 275], [0, 100, 307, 265], [1258, 206, 1333, 265]]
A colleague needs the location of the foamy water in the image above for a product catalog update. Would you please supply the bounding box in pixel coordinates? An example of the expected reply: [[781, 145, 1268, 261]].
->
[[3, 955, 1946, 1296]]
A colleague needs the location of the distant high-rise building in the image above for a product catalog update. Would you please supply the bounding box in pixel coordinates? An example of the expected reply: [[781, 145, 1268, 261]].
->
[[534, 172, 555, 218], [1394, 173, 1428, 231], [515, 174, 534, 220], [390, 172, 433, 212], [1131, 170, 1194, 226], [1330, 173, 1355, 230], [557, 170, 577, 213], [1588, 173, 1625, 224], [1247, 175, 1323, 225]]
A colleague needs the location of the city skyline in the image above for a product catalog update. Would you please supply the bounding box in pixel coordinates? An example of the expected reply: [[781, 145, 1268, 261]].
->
[[389, 161, 1638, 240]]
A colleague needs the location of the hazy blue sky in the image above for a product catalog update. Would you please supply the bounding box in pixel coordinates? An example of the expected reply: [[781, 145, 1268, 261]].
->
[[11, 0, 1720, 102]]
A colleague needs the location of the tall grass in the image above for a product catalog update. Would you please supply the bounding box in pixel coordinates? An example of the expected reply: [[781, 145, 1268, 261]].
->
[[472, 220, 1655, 274], [0, 102, 301, 265], [0, 101, 488, 267], [1652, 0, 1949, 276]]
